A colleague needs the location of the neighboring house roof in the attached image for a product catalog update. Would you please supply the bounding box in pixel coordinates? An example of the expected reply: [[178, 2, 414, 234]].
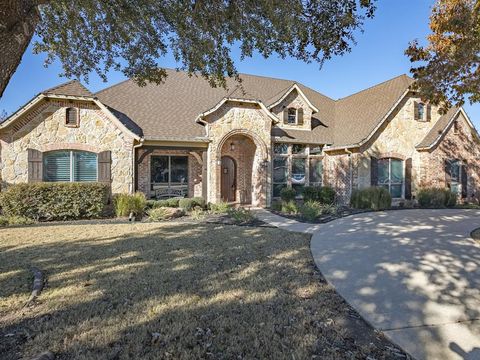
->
[[42, 80, 93, 97]]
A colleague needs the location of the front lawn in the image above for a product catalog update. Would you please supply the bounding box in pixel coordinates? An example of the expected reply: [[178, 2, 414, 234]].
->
[[0, 221, 406, 359]]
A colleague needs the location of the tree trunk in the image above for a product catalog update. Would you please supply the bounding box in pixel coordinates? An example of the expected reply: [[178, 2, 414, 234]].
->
[[0, 1, 42, 98]]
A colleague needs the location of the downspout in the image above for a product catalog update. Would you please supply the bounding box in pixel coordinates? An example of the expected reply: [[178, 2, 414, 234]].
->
[[345, 148, 353, 197], [132, 137, 145, 193]]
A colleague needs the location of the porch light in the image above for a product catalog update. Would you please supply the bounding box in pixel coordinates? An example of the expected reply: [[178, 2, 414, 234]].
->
[[230, 142, 235, 151]]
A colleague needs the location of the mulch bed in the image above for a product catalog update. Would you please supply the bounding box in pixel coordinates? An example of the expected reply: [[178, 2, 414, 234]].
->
[[271, 206, 371, 224]]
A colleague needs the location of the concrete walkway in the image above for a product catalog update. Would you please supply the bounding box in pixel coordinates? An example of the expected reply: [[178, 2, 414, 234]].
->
[[254, 208, 480, 360]]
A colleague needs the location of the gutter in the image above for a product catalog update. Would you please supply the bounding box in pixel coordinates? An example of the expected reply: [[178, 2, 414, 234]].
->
[[345, 148, 354, 196]]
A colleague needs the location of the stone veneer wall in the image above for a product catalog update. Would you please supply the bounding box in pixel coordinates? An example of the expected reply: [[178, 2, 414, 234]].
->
[[136, 148, 203, 198], [204, 102, 272, 206], [270, 89, 313, 130], [0, 100, 135, 193], [418, 112, 480, 201]]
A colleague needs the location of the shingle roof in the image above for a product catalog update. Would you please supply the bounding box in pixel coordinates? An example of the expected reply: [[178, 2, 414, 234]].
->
[[333, 74, 414, 147], [42, 80, 93, 97], [416, 107, 460, 149]]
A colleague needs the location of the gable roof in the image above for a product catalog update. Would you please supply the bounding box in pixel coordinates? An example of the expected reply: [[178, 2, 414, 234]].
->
[[42, 80, 93, 97], [332, 74, 414, 147]]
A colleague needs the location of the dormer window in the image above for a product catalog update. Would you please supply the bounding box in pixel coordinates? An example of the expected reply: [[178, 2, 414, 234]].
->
[[287, 108, 297, 124], [418, 103, 425, 119], [65, 107, 79, 127], [414, 101, 431, 122]]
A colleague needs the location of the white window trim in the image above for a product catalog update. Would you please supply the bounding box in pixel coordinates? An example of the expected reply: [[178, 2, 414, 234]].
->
[[379, 158, 405, 199]]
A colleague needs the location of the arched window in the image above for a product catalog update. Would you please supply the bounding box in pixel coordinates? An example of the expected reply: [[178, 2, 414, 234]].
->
[[287, 108, 297, 124], [377, 158, 404, 198], [43, 150, 97, 182], [65, 107, 79, 127]]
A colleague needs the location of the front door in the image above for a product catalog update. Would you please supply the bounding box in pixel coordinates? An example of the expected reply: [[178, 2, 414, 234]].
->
[[221, 156, 236, 202]]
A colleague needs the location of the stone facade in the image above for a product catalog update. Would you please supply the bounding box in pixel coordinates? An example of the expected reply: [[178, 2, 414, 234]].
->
[[136, 147, 203, 198], [203, 102, 272, 207], [0, 100, 135, 193], [271, 89, 313, 130]]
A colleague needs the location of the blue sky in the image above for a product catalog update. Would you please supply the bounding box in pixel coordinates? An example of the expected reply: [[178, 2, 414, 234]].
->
[[2, 0, 480, 127]]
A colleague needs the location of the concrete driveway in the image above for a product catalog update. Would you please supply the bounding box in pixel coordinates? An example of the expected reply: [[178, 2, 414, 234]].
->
[[310, 209, 480, 360]]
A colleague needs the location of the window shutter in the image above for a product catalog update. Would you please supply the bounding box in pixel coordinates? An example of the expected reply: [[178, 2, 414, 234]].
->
[[98, 151, 111, 183], [461, 163, 468, 199], [283, 110, 288, 125], [405, 158, 412, 200], [370, 156, 378, 186], [66, 107, 78, 126], [426, 104, 432, 121], [297, 108, 304, 125], [413, 101, 419, 120], [28, 149, 43, 182], [445, 160, 452, 189]]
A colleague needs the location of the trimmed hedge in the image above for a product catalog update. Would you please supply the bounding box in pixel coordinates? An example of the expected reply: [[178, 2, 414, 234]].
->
[[302, 186, 336, 204], [0, 182, 109, 221], [280, 187, 296, 202], [178, 197, 206, 211], [417, 188, 457, 208], [146, 197, 182, 209], [351, 187, 392, 210]]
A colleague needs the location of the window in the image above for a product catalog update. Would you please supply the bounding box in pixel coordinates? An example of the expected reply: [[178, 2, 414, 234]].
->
[[273, 143, 288, 155], [291, 158, 306, 194], [43, 150, 97, 182], [309, 158, 323, 186], [150, 156, 188, 191], [65, 107, 79, 127], [287, 108, 296, 124], [417, 103, 425, 120], [273, 157, 288, 197], [292, 144, 306, 154], [377, 158, 403, 198], [446, 159, 467, 197]]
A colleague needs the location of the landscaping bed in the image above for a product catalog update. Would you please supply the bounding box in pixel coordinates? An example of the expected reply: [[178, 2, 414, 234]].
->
[[0, 222, 409, 359]]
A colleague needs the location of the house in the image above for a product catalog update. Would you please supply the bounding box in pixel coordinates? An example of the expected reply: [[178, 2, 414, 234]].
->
[[1, 70, 479, 207]]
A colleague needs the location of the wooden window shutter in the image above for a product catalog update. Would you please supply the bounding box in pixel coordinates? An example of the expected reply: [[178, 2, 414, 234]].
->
[[28, 149, 43, 182], [405, 158, 413, 200], [370, 156, 378, 186], [98, 151, 111, 183], [66, 107, 79, 126], [461, 162, 468, 199], [283, 109, 288, 125], [413, 101, 419, 120], [426, 104, 432, 121], [297, 108, 304, 125], [445, 160, 452, 189]]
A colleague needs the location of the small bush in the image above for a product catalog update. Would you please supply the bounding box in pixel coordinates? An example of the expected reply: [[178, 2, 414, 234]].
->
[[351, 187, 392, 210], [321, 204, 338, 215], [281, 200, 298, 214], [146, 197, 182, 209], [190, 207, 206, 220], [227, 207, 254, 224], [209, 201, 230, 214], [0, 182, 109, 221], [417, 188, 457, 208], [147, 207, 169, 221], [318, 186, 336, 205], [302, 186, 318, 202], [114, 192, 146, 218], [280, 187, 296, 202], [179, 197, 206, 211], [299, 201, 322, 221]]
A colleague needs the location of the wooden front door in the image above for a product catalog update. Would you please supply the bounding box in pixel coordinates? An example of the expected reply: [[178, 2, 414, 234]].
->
[[221, 156, 236, 202]]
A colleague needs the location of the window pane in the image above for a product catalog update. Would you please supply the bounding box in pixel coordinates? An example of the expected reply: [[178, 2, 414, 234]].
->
[[273, 157, 288, 183], [391, 159, 404, 184], [377, 159, 389, 185], [43, 151, 70, 182], [391, 184, 402, 198], [170, 157, 188, 184], [273, 184, 286, 198], [73, 151, 97, 182], [450, 160, 460, 182], [288, 108, 296, 124], [274, 143, 288, 154], [292, 144, 306, 154], [291, 158, 305, 185], [309, 158, 323, 184], [151, 156, 169, 186]]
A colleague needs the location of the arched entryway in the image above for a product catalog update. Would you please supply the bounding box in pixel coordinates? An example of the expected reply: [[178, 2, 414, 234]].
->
[[221, 156, 236, 202], [219, 134, 259, 204]]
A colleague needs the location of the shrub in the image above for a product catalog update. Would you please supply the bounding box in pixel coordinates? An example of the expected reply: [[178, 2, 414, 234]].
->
[[190, 207, 206, 220], [178, 197, 206, 211], [114, 192, 147, 218], [302, 186, 318, 202], [227, 207, 254, 224], [146, 197, 182, 209], [417, 188, 457, 208], [351, 187, 392, 210], [0, 182, 109, 221], [321, 204, 338, 215], [270, 201, 282, 212], [318, 186, 336, 205], [209, 201, 230, 214], [147, 207, 185, 221], [281, 200, 298, 214], [280, 187, 296, 202], [299, 201, 322, 222]]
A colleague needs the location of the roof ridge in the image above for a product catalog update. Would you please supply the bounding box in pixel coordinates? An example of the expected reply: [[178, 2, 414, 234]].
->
[[335, 74, 412, 102]]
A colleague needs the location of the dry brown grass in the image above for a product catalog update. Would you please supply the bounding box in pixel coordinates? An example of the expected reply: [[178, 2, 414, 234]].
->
[[0, 221, 403, 359]]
